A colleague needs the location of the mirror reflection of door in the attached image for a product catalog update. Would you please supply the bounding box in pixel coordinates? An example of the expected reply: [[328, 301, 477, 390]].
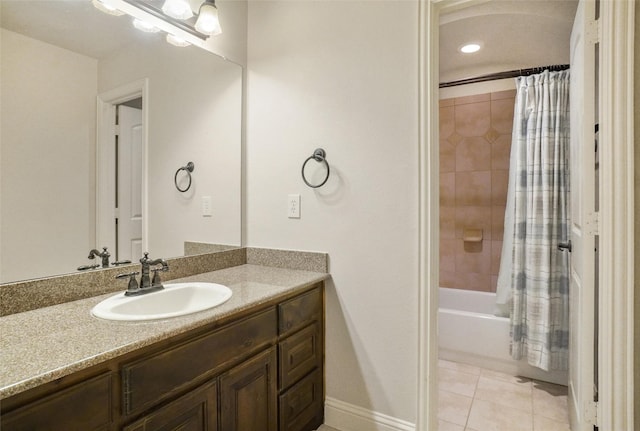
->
[[96, 80, 148, 263], [116, 101, 143, 261]]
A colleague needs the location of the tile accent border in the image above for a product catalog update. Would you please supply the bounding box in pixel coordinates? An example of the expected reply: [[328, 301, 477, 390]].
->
[[324, 397, 415, 431], [0, 247, 328, 317]]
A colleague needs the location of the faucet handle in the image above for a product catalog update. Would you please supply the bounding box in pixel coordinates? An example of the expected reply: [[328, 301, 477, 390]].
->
[[116, 271, 140, 295], [151, 267, 167, 286], [100, 247, 110, 267], [140, 252, 150, 264]]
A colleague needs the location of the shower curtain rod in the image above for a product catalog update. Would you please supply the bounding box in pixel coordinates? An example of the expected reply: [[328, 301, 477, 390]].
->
[[439, 64, 570, 88]]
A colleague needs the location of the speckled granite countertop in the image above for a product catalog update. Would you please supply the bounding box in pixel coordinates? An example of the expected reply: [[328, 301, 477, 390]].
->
[[0, 264, 329, 400]]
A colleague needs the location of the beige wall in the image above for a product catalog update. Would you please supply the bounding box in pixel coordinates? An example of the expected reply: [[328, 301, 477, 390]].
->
[[634, 4, 639, 428], [246, 0, 419, 423], [0, 29, 97, 282], [439, 90, 515, 292], [203, 0, 248, 66], [98, 41, 243, 259]]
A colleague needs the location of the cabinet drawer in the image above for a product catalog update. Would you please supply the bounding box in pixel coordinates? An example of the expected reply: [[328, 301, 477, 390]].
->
[[278, 287, 321, 336], [123, 379, 217, 431], [2, 373, 113, 431], [279, 368, 323, 431], [122, 308, 277, 415], [279, 323, 321, 390]]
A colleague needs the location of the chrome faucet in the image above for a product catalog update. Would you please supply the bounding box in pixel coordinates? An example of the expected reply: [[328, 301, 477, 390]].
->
[[88, 247, 111, 268], [139, 252, 169, 289], [116, 252, 169, 296]]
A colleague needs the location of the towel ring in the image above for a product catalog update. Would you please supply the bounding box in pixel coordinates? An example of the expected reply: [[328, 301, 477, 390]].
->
[[301, 148, 330, 188], [174, 162, 195, 192]]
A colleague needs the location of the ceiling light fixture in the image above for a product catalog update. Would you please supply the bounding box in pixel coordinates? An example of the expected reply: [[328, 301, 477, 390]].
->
[[459, 43, 481, 54], [195, 0, 222, 36], [133, 18, 160, 33], [166, 33, 191, 47], [93, 0, 223, 46], [161, 0, 193, 20], [92, 0, 124, 16]]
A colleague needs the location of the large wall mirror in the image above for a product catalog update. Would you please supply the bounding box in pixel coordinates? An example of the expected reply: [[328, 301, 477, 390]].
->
[[1, 0, 242, 284]]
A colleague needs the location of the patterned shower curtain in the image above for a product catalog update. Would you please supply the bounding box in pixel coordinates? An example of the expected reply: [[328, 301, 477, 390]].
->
[[509, 69, 571, 371]]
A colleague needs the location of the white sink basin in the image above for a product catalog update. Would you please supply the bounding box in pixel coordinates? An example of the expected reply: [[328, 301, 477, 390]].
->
[[91, 282, 232, 321]]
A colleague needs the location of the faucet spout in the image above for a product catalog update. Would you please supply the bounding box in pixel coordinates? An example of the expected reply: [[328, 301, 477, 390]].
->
[[88, 247, 110, 268], [139, 253, 169, 289]]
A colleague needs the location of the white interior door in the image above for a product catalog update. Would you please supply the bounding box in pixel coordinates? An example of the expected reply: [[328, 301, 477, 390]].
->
[[568, 1, 598, 429], [117, 105, 143, 261]]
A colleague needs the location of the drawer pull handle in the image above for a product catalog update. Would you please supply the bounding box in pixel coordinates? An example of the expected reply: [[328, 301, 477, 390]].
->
[[243, 338, 253, 347]]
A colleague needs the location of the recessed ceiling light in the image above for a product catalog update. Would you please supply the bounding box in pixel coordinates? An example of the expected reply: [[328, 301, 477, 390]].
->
[[459, 43, 481, 54]]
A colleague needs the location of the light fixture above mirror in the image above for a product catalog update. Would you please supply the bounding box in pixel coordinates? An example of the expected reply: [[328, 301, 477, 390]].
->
[[162, 0, 193, 20], [92, 0, 125, 16], [93, 0, 222, 48], [195, 0, 222, 36]]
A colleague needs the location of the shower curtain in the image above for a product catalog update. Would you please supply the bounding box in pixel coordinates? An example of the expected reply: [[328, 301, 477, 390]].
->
[[496, 69, 571, 371]]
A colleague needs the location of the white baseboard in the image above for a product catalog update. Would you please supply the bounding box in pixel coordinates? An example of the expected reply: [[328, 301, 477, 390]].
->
[[324, 397, 415, 431]]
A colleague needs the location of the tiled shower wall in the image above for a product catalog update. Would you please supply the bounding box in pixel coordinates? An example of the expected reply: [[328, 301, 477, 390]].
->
[[439, 90, 516, 292]]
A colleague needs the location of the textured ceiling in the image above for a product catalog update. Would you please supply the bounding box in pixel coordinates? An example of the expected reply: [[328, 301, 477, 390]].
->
[[440, 0, 579, 83]]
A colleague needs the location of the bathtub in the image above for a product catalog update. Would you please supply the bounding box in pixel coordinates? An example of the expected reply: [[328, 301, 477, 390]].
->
[[438, 287, 568, 385]]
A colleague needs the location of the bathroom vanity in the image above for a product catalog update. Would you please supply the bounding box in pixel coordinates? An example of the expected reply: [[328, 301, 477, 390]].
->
[[0, 259, 327, 431]]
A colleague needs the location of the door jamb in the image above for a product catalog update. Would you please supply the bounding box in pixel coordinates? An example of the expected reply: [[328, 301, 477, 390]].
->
[[596, 1, 635, 428]]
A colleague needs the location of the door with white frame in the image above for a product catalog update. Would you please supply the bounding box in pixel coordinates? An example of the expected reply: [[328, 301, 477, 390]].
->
[[568, 0, 598, 429], [96, 80, 148, 262], [116, 104, 144, 261], [419, 1, 635, 430]]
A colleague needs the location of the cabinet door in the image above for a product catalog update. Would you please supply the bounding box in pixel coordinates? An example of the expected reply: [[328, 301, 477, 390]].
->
[[279, 322, 321, 391], [1, 373, 113, 431], [123, 380, 217, 431], [220, 347, 278, 431], [122, 308, 277, 415], [279, 368, 323, 431]]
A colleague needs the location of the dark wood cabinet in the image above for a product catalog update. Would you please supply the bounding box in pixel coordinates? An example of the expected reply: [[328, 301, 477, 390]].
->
[[220, 347, 278, 431], [1, 372, 113, 431], [279, 369, 323, 431], [279, 322, 321, 391], [122, 308, 277, 416], [123, 380, 218, 431], [277, 288, 324, 431], [0, 284, 324, 431]]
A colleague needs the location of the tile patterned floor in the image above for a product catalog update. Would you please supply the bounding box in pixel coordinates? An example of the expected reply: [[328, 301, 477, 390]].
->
[[438, 359, 571, 431]]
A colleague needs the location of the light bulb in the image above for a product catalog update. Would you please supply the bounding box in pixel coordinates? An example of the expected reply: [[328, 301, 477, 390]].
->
[[162, 0, 194, 20], [92, 0, 124, 16], [133, 18, 160, 33], [195, 1, 222, 36], [166, 34, 191, 47]]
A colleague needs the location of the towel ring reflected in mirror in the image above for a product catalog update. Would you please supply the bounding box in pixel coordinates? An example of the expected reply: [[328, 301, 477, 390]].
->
[[301, 148, 330, 188], [174, 162, 195, 192]]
